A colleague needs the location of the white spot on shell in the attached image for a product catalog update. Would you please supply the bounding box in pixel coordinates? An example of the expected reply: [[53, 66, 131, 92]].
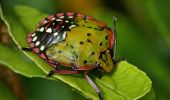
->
[[35, 41, 40, 46], [33, 36, 37, 41], [65, 20, 69, 23], [68, 16, 73, 18], [46, 28, 52, 33], [36, 28, 40, 31], [62, 31, 67, 39], [39, 27, 44, 32], [53, 32, 58, 36], [59, 16, 64, 19], [40, 46, 45, 51], [69, 25, 76, 28], [51, 17, 55, 20], [56, 19, 62, 21], [32, 33, 36, 37], [43, 20, 48, 24], [62, 26, 64, 28]]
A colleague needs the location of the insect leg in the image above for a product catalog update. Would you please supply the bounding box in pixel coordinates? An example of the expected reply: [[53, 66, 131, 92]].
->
[[46, 67, 58, 77], [47, 68, 80, 77], [22, 47, 32, 51], [84, 72, 103, 100]]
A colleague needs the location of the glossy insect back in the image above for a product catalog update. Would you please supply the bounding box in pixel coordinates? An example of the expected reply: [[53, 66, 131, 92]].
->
[[24, 12, 116, 100]]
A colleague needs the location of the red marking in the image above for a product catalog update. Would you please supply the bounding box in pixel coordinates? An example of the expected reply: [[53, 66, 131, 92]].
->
[[66, 12, 74, 16], [59, 62, 72, 67], [29, 43, 35, 48], [56, 13, 64, 17], [48, 60, 56, 67], [45, 20, 54, 29], [54, 70, 80, 74], [76, 65, 96, 70], [95, 21, 107, 28], [28, 33, 32, 38], [108, 29, 114, 49], [40, 53, 46, 59], [77, 13, 85, 17], [33, 48, 40, 53], [38, 19, 46, 27], [47, 15, 54, 20], [55, 25, 60, 30], [48, 60, 55, 63], [49, 63, 56, 67], [57, 61, 96, 71], [28, 37, 32, 43]]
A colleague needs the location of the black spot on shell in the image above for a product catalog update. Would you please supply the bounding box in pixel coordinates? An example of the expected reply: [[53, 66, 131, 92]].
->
[[105, 35, 108, 40], [65, 43, 68, 46], [100, 41, 103, 46], [94, 27, 104, 31], [87, 26, 92, 28], [86, 39, 92, 44], [90, 51, 95, 56], [89, 51, 95, 57], [91, 52, 95, 55], [87, 33, 91, 36], [70, 45, 74, 49], [80, 41, 84, 44], [84, 60, 87, 64]]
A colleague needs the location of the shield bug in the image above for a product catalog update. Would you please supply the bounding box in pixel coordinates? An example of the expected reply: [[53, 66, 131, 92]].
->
[[22, 12, 117, 100]]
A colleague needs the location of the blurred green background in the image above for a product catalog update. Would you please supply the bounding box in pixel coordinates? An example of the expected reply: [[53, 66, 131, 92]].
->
[[0, 0, 170, 100]]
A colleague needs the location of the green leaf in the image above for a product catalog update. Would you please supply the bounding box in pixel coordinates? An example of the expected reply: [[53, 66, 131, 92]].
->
[[0, 0, 152, 99], [139, 88, 155, 100], [0, 44, 45, 77], [0, 80, 17, 100]]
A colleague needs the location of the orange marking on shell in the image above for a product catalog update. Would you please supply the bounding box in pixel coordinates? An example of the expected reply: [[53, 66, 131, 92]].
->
[[77, 13, 85, 17], [76, 65, 96, 70], [59, 62, 72, 67], [88, 18, 107, 28], [96, 21, 107, 28], [108, 29, 114, 49]]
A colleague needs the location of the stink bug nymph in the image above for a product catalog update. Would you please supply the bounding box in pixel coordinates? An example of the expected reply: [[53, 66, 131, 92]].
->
[[22, 12, 117, 100]]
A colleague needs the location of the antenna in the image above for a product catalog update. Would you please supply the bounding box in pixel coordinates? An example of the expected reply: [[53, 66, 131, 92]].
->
[[113, 16, 117, 60]]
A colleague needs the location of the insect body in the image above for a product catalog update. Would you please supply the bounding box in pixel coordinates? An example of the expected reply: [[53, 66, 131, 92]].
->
[[22, 12, 117, 100]]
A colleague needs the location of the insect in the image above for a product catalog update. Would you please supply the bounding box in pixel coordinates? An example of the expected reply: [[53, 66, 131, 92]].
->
[[22, 12, 117, 100]]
